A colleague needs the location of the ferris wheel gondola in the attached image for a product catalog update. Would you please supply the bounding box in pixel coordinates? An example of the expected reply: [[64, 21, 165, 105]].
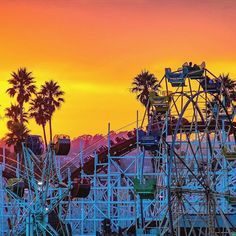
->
[[26, 135, 44, 155], [53, 134, 71, 155]]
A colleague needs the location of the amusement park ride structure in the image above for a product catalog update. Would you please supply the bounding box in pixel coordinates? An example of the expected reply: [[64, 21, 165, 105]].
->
[[0, 62, 236, 235]]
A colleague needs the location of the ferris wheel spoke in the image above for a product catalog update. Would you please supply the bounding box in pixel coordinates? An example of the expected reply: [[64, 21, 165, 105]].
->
[[178, 197, 201, 236], [181, 194, 212, 235], [166, 142, 207, 190]]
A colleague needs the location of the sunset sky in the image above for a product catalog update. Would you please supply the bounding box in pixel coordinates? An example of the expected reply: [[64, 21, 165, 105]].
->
[[0, 0, 236, 139]]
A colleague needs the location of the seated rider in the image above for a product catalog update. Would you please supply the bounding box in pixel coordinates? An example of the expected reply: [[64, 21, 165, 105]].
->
[[193, 64, 200, 71], [187, 62, 201, 72]]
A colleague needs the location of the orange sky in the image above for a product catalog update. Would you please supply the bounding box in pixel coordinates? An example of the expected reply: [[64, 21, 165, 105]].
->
[[0, 0, 236, 139]]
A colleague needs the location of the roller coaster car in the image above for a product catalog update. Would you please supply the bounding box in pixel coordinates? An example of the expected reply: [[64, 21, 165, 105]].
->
[[165, 67, 188, 87], [97, 146, 107, 154], [133, 178, 156, 199], [149, 92, 171, 113], [7, 178, 25, 198], [71, 178, 91, 198], [138, 129, 161, 151], [26, 135, 44, 155], [222, 146, 236, 161], [115, 137, 126, 143], [200, 79, 221, 93], [110, 140, 116, 147], [53, 134, 71, 156], [127, 131, 135, 138]]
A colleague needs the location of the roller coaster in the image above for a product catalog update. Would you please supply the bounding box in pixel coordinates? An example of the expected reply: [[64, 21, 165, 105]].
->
[[1, 62, 236, 235]]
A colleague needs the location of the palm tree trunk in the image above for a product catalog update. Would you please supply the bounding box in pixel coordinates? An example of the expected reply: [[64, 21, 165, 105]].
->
[[42, 124, 47, 148], [19, 102, 23, 125], [49, 118, 52, 143], [146, 101, 151, 126]]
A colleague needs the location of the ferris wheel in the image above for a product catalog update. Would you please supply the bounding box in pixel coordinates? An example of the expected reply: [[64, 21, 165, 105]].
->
[[135, 62, 236, 236], [4, 135, 74, 236]]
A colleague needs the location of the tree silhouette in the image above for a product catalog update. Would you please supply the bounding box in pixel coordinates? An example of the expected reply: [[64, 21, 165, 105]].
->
[[5, 104, 28, 124], [29, 95, 51, 147], [6, 68, 36, 124], [131, 70, 160, 174], [131, 70, 159, 116], [41, 80, 65, 142], [217, 74, 236, 106], [205, 74, 236, 117], [5, 121, 30, 154]]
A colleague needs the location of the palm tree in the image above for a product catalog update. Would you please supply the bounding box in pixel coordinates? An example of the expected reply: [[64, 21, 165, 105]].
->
[[29, 95, 51, 147], [131, 71, 160, 175], [204, 74, 236, 119], [40, 80, 65, 142], [131, 70, 160, 115], [5, 121, 30, 154], [6, 68, 36, 124], [217, 74, 236, 106], [5, 104, 28, 157], [5, 104, 28, 123]]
